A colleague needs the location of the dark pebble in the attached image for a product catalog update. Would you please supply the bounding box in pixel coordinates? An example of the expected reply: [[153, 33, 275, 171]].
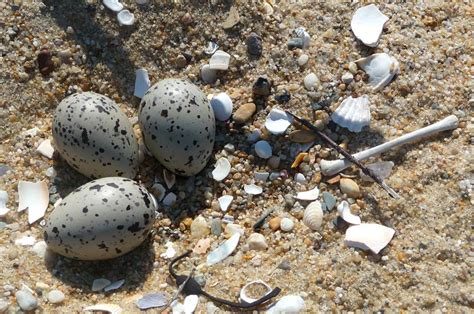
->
[[37, 48, 54, 76], [246, 32, 262, 57], [252, 77, 271, 97], [275, 90, 291, 103], [287, 38, 304, 50]]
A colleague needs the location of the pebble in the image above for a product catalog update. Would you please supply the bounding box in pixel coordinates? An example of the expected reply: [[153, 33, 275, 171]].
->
[[255, 140, 272, 159], [348, 61, 358, 74], [47, 290, 65, 304], [233, 103, 256, 124], [321, 192, 336, 211], [267, 156, 280, 169], [15, 290, 38, 311], [210, 93, 233, 121], [224, 223, 244, 236], [340, 178, 360, 198], [32, 241, 47, 258], [191, 215, 209, 238], [268, 217, 281, 231], [294, 173, 307, 183], [274, 90, 291, 103], [246, 33, 262, 57], [210, 218, 222, 236], [252, 77, 271, 97], [303, 73, 318, 90], [92, 279, 111, 292], [37, 48, 53, 76], [201, 65, 217, 84], [247, 130, 261, 142], [284, 194, 295, 207], [0, 300, 9, 312], [297, 54, 309, 66], [209, 50, 231, 70], [280, 218, 294, 232], [341, 72, 354, 84], [289, 130, 317, 143], [287, 38, 304, 50], [247, 233, 268, 250]]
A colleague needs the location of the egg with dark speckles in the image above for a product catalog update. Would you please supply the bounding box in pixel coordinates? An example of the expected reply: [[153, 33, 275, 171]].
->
[[52, 92, 139, 179], [138, 79, 215, 176], [44, 177, 156, 260]]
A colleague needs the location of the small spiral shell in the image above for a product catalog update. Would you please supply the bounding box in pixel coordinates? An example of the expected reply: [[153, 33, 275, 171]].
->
[[303, 201, 323, 231]]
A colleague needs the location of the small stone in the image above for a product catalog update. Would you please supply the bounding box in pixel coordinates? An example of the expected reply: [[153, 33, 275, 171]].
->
[[92, 278, 111, 292], [222, 6, 240, 29], [175, 54, 187, 68], [191, 215, 209, 238], [297, 54, 309, 66], [201, 65, 217, 84], [340, 178, 360, 198], [274, 90, 291, 103], [209, 50, 231, 70], [15, 290, 38, 311], [255, 140, 272, 159], [284, 194, 295, 207], [321, 192, 336, 211], [247, 233, 268, 250], [246, 33, 262, 57], [277, 260, 291, 270], [210, 218, 222, 236], [247, 130, 261, 142], [348, 62, 358, 74], [287, 38, 304, 50], [180, 12, 193, 25], [47, 290, 65, 304], [280, 218, 294, 232], [267, 156, 280, 169], [303, 73, 318, 90], [268, 217, 281, 231], [341, 72, 354, 84], [225, 223, 244, 236], [294, 173, 306, 184], [252, 77, 271, 97], [288, 130, 317, 143], [233, 103, 256, 124], [0, 299, 9, 312]]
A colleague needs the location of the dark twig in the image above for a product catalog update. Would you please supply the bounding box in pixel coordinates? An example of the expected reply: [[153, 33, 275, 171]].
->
[[285, 111, 400, 199]]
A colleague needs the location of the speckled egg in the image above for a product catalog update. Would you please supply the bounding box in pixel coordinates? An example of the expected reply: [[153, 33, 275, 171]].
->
[[138, 79, 215, 176], [52, 92, 139, 179], [44, 177, 156, 260]]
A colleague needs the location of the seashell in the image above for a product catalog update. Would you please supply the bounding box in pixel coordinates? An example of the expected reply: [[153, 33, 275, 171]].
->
[[200, 64, 217, 84], [36, 139, 54, 159], [210, 92, 233, 121], [280, 218, 294, 232], [360, 161, 394, 182], [244, 184, 262, 195], [255, 140, 272, 159], [331, 95, 370, 132], [265, 109, 293, 135], [84, 303, 122, 314], [92, 279, 111, 292], [160, 241, 176, 259], [0, 190, 10, 217], [218, 195, 233, 212], [351, 4, 388, 47], [183, 295, 199, 313], [15, 234, 36, 246], [162, 192, 177, 207], [134, 68, 150, 98], [291, 152, 308, 168], [267, 295, 305, 314], [337, 201, 361, 225], [344, 223, 395, 254], [303, 201, 323, 231], [193, 238, 211, 254], [240, 280, 272, 304], [136, 293, 168, 310], [255, 171, 270, 182], [163, 169, 176, 189], [209, 50, 231, 70], [117, 10, 135, 26], [207, 232, 240, 265], [103, 0, 124, 12], [356, 53, 399, 91], [204, 41, 219, 55], [303, 73, 318, 90], [18, 181, 49, 224], [212, 157, 231, 181], [295, 186, 319, 201], [294, 27, 310, 49], [104, 279, 125, 292]]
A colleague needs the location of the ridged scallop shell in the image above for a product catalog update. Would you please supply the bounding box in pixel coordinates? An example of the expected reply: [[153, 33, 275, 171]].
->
[[331, 95, 370, 132], [356, 53, 399, 91], [303, 201, 323, 231]]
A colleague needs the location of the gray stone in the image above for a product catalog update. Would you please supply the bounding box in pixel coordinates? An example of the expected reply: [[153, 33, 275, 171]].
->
[[15, 290, 37, 311], [47, 290, 65, 304], [322, 192, 336, 211], [210, 218, 222, 236], [284, 194, 295, 208], [246, 33, 262, 57]]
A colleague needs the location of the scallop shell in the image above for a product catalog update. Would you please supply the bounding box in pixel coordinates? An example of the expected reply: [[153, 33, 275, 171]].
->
[[351, 4, 389, 47], [303, 201, 323, 231], [331, 95, 370, 132], [356, 53, 399, 91]]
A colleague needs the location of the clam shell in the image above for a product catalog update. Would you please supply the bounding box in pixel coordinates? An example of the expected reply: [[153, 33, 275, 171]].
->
[[331, 95, 370, 132], [344, 223, 395, 254], [265, 109, 293, 135], [337, 201, 361, 225], [351, 4, 389, 47], [303, 201, 323, 231], [295, 186, 319, 201], [212, 157, 231, 181], [207, 232, 240, 265], [356, 53, 399, 91]]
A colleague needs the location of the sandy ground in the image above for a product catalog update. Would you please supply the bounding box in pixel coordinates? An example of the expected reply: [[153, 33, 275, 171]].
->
[[1, 0, 473, 312]]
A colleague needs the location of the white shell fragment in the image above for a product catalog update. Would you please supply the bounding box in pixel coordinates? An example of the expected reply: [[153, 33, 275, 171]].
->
[[351, 4, 389, 47], [295, 27, 310, 49], [200, 65, 217, 84], [303, 201, 323, 231], [36, 139, 54, 159], [15, 234, 36, 246], [255, 140, 272, 159], [210, 92, 233, 121], [18, 181, 49, 224], [360, 161, 394, 182], [244, 184, 263, 195], [240, 280, 272, 304], [337, 201, 361, 225], [84, 304, 123, 314], [134, 68, 150, 98], [207, 232, 240, 265], [345, 223, 395, 254], [295, 186, 319, 201], [209, 50, 231, 70], [162, 192, 177, 207], [356, 53, 399, 91], [103, 0, 124, 12], [136, 293, 168, 310], [265, 109, 293, 135], [331, 95, 370, 132], [0, 190, 10, 217], [117, 10, 135, 26], [183, 295, 199, 313], [218, 195, 233, 212], [160, 241, 177, 259], [212, 157, 231, 181], [104, 279, 125, 292], [163, 169, 176, 189], [267, 295, 305, 314], [92, 279, 112, 292]]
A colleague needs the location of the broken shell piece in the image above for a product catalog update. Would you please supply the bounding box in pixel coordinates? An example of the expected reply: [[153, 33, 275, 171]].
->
[[209, 50, 231, 70], [211, 92, 233, 121], [103, 0, 124, 12], [134, 68, 150, 98], [267, 295, 305, 314], [207, 232, 240, 265], [294, 27, 311, 49], [193, 238, 211, 254], [331, 95, 370, 132], [204, 41, 219, 55], [351, 4, 389, 47], [201, 64, 217, 84], [255, 140, 272, 159], [0, 190, 10, 217], [218, 195, 233, 212], [163, 169, 176, 189], [337, 201, 361, 225], [136, 293, 168, 310], [291, 152, 308, 169], [92, 279, 111, 292], [295, 186, 319, 201], [162, 192, 177, 207], [265, 109, 293, 135], [240, 280, 272, 304], [104, 279, 125, 292], [18, 181, 49, 224], [36, 139, 54, 159], [356, 53, 399, 91], [303, 201, 323, 231], [160, 241, 176, 259], [244, 184, 263, 195], [212, 157, 231, 181], [183, 295, 199, 313], [117, 10, 135, 26], [15, 234, 36, 246], [345, 223, 395, 254], [84, 304, 123, 314], [360, 161, 394, 182]]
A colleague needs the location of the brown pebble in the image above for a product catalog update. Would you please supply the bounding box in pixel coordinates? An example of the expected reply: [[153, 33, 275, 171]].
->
[[37, 48, 54, 76], [8, 250, 18, 260], [174, 55, 187, 68], [233, 103, 256, 124], [180, 12, 193, 25], [340, 178, 360, 198], [326, 175, 340, 184], [268, 217, 281, 231], [288, 130, 317, 143]]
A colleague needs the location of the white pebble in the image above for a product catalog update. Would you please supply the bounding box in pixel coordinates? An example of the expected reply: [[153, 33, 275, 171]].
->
[[341, 72, 354, 84], [47, 290, 65, 304], [210, 93, 233, 121], [294, 173, 306, 183], [15, 290, 37, 311], [255, 140, 272, 159], [201, 64, 217, 84], [117, 10, 135, 26], [209, 50, 231, 70], [297, 54, 309, 66], [303, 73, 318, 90], [247, 233, 268, 251], [280, 218, 294, 232]]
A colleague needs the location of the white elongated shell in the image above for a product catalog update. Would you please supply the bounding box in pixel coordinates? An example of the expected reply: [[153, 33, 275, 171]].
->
[[183, 295, 199, 313], [351, 4, 389, 47], [84, 303, 122, 314], [209, 50, 231, 70], [207, 232, 240, 265], [240, 280, 272, 303], [265, 109, 293, 135], [212, 157, 231, 181], [103, 0, 123, 12], [117, 10, 135, 26], [36, 139, 54, 159], [210, 92, 233, 121], [218, 195, 233, 212], [331, 95, 371, 132], [344, 223, 395, 254], [255, 140, 272, 159], [267, 295, 305, 314], [244, 184, 263, 195], [134, 68, 150, 98], [0, 190, 11, 217], [295, 186, 319, 201], [337, 201, 361, 225], [303, 201, 323, 231], [356, 53, 399, 91], [18, 181, 49, 224]]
